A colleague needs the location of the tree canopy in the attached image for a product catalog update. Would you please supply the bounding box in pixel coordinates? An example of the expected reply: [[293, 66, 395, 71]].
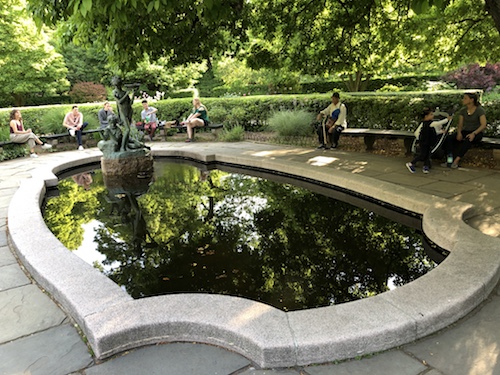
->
[[27, 0, 248, 71], [0, 0, 69, 106], [247, 0, 500, 90], [20, 0, 500, 92]]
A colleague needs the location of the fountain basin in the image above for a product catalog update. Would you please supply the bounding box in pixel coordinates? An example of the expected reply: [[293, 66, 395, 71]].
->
[[8, 147, 500, 368]]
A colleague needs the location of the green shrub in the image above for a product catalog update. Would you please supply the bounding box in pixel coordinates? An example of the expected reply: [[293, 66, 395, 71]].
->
[[0, 125, 9, 142], [268, 110, 315, 137], [219, 125, 245, 142], [39, 107, 68, 134], [206, 106, 226, 124], [0, 143, 27, 161], [2, 89, 499, 142]]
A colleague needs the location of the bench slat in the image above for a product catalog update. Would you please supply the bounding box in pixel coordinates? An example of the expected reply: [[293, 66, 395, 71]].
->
[[341, 128, 500, 152]]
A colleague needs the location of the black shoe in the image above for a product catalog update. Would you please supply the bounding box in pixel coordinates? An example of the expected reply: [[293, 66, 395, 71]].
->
[[331, 143, 338, 149], [316, 144, 326, 149]]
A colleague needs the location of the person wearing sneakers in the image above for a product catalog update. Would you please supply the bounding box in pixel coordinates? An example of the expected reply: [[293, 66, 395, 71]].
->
[[441, 92, 487, 169], [9, 109, 52, 158], [181, 97, 209, 143], [406, 107, 451, 174], [63, 106, 88, 150], [316, 92, 347, 149]]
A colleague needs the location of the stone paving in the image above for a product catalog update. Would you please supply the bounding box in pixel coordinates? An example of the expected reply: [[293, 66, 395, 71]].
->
[[0, 142, 499, 375]]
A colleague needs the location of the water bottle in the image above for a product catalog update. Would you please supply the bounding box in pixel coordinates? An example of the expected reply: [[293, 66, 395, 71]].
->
[[447, 154, 453, 167]]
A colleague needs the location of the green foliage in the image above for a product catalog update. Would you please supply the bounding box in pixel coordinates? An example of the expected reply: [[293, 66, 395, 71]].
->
[[0, 118, 9, 141], [39, 106, 70, 134], [0, 0, 69, 106], [52, 31, 111, 86], [249, 0, 410, 88], [122, 56, 207, 98], [0, 103, 106, 137], [2, 90, 499, 139], [211, 57, 300, 96], [44, 178, 102, 250], [402, 0, 500, 71], [0, 143, 27, 161], [247, 0, 500, 92], [27, 0, 248, 71], [219, 125, 245, 142], [69, 82, 107, 103], [411, 0, 450, 13], [268, 110, 315, 137]]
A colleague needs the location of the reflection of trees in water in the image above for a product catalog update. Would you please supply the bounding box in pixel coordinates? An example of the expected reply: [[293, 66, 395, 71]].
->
[[92, 163, 433, 311], [44, 173, 103, 250], [46, 162, 434, 311]]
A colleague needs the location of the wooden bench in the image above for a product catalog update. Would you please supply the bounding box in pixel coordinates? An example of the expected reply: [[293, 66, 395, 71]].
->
[[40, 128, 103, 145], [341, 128, 500, 155], [159, 121, 223, 131], [342, 128, 416, 155], [157, 121, 223, 138], [482, 137, 500, 149]]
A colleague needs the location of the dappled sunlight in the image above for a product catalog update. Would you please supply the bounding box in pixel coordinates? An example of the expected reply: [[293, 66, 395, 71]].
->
[[452, 191, 496, 207], [307, 156, 340, 166], [454, 337, 499, 375], [341, 161, 369, 173], [431, 200, 471, 219], [228, 303, 274, 329], [248, 148, 315, 158], [476, 219, 500, 238]]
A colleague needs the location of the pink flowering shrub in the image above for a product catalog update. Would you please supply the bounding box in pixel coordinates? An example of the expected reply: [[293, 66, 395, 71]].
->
[[442, 63, 500, 91], [69, 82, 107, 103]]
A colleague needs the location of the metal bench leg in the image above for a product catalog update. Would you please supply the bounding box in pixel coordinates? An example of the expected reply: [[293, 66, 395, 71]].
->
[[363, 135, 376, 150], [403, 138, 414, 156]]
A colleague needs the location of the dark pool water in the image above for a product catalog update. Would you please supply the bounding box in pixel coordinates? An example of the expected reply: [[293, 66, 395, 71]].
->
[[43, 159, 439, 311]]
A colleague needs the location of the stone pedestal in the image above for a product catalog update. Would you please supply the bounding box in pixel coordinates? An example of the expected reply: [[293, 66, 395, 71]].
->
[[101, 154, 153, 177], [101, 154, 154, 195]]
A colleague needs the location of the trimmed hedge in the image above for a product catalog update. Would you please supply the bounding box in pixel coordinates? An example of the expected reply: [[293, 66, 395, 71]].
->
[[1, 90, 499, 143]]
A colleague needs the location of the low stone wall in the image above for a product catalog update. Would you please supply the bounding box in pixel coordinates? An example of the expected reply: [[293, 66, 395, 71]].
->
[[7, 146, 500, 368]]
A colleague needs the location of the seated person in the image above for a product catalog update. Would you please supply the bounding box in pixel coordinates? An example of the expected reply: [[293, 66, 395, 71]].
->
[[181, 98, 209, 143], [316, 92, 347, 149], [137, 100, 158, 139], [442, 92, 487, 169], [98, 102, 114, 129], [9, 109, 52, 158], [63, 105, 88, 151]]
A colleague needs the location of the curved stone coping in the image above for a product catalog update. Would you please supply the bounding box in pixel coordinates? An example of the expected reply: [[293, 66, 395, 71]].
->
[[7, 148, 500, 368]]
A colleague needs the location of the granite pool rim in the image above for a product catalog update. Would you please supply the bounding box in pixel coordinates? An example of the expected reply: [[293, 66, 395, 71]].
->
[[7, 147, 500, 368]]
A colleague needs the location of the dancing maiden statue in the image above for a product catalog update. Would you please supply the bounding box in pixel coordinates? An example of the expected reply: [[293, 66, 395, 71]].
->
[[98, 76, 153, 179]]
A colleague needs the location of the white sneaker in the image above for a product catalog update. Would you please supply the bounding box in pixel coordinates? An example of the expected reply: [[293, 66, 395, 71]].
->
[[41, 143, 52, 150], [69, 128, 76, 137], [78, 145, 84, 151], [30, 153, 39, 158]]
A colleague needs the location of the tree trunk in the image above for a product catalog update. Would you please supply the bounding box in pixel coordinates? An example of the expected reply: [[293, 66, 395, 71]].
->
[[343, 71, 372, 92], [12, 93, 25, 107], [485, 0, 500, 35]]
